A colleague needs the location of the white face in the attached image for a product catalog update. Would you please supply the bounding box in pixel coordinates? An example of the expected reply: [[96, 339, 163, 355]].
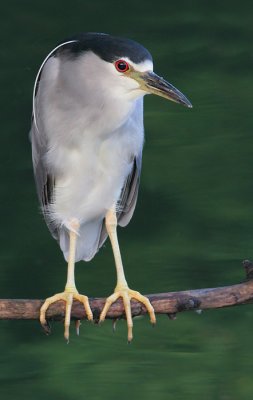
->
[[109, 56, 154, 99], [58, 51, 154, 103]]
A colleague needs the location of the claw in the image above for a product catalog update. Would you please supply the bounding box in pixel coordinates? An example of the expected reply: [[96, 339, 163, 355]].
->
[[112, 318, 118, 333], [39, 290, 93, 340], [99, 287, 156, 342], [41, 320, 51, 335], [75, 320, 81, 336]]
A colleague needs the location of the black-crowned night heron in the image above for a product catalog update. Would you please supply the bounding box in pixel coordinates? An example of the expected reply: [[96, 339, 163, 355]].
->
[[30, 32, 192, 342]]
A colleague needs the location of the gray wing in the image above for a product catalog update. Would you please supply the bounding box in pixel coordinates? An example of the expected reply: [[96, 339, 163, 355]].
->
[[97, 151, 142, 247], [117, 152, 142, 227], [30, 39, 82, 241], [30, 74, 58, 239], [30, 120, 58, 239]]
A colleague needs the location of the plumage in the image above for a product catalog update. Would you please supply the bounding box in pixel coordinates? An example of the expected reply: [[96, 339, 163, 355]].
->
[[31, 35, 146, 261], [58, 32, 153, 63], [31, 32, 192, 341]]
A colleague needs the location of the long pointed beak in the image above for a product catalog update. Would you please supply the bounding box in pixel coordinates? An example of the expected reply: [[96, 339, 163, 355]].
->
[[133, 71, 192, 108]]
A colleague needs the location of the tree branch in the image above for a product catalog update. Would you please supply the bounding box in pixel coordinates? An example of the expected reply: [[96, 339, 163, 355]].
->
[[1, 260, 253, 324]]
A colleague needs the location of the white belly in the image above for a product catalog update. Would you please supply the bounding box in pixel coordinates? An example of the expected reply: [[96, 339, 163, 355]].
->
[[47, 118, 143, 228]]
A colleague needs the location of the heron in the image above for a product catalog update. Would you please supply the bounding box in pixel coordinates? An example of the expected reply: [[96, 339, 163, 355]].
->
[[30, 32, 192, 342]]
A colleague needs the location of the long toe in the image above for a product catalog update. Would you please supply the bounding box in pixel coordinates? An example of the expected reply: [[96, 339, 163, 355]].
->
[[129, 290, 156, 325], [64, 293, 74, 342], [40, 292, 67, 328], [99, 287, 156, 342], [74, 293, 93, 321], [40, 291, 93, 341], [99, 292, 119, 323], [122, 291, 133, 343]]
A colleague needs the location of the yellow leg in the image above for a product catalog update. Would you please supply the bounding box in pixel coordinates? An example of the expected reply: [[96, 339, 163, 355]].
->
[[40, 219, 93, 341], [99, 208, 156, 342]]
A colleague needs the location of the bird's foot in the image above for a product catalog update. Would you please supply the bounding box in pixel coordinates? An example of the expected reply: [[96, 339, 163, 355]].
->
[[40, 288, 93, 341], [99, 285, 156, 342]]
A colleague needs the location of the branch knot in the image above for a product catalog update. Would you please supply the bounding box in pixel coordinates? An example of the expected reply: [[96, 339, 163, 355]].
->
[[177, 297, 201, 312]]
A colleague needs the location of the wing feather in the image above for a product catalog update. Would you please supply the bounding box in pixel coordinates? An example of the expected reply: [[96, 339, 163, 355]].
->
[[30, 40, 78, 239], [97, 151, 142, 249], [30, 115, 58, 239], [117, 152, 142, 226]]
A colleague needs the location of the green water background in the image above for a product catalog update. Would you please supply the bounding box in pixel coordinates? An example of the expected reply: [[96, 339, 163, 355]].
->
[[0, 1, 253, 399]]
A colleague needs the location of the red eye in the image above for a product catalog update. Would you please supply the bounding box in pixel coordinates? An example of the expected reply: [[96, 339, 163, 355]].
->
[[115, 59, 129, 73]]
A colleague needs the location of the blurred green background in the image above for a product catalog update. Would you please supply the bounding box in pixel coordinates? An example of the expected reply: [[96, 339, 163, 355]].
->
[[1, 0, 253, 399]]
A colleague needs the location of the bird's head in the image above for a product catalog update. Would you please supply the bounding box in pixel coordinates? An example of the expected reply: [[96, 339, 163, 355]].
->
[[55, 33, 192, 107]]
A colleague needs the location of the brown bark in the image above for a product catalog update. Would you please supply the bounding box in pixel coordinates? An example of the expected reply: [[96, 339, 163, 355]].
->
[[0, 260, 253, 323]]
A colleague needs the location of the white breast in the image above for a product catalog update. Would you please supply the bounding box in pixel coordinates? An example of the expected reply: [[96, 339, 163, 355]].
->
[[37, 57, 144, 228], [51, 120, 143, 227]]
